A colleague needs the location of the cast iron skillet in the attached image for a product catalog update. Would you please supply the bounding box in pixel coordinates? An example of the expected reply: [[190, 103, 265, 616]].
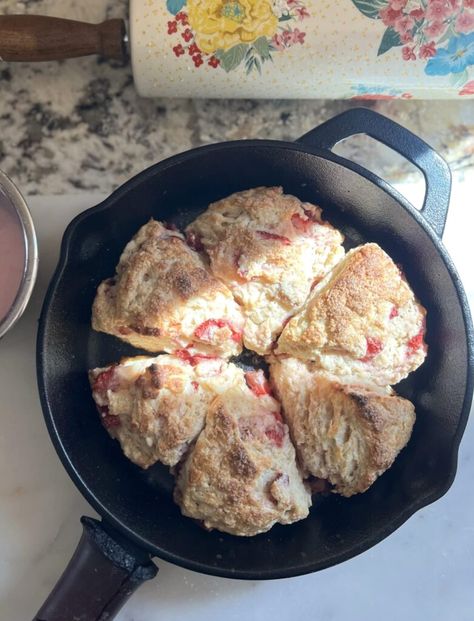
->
[[35, 108, 474, 621]]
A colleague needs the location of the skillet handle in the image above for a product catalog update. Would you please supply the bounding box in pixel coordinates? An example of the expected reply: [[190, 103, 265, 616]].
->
[[33, 516, 158, 621], [297, 107, 451, 239]]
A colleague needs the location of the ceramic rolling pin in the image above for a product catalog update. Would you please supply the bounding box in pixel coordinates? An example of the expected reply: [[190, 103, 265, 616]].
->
[[1, 1, 474, 99]]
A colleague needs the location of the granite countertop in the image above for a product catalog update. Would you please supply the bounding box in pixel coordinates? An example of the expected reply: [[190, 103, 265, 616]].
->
[[1, 0, 474, 195]]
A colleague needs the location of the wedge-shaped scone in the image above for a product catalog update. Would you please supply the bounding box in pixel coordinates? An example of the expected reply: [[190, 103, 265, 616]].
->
[[270, 357, 416, 497], [92, 219, 244, 358], [276, 243, 427, 385], [174, 372, 311, 536], [89, 354, 245, 468], [186, 187, 344, 354]]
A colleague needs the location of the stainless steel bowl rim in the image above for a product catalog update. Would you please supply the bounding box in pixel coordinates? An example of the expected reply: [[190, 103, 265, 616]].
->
[[0, 169, 38, 339]]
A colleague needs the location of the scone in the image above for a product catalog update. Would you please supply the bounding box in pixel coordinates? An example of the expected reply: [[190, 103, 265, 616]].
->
[[276, 243, 427, 385], [185, 187, 344, 354], [174, 371, 311, 536], [89, 354, 245, 468], [270, 357, 416, 497], [92, 219, 244, 358]]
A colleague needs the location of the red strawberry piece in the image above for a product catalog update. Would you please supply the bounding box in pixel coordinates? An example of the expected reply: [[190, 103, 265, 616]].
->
[[256, 230, 291, 244], [291, 213, 313, 234], [194, 319, 242, 344], [360, 337, 384, 362], [245, 370, 271, 396]]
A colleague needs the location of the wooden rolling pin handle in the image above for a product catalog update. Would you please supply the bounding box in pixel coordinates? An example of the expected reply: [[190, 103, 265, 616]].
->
[[0, 15, 127, 62]]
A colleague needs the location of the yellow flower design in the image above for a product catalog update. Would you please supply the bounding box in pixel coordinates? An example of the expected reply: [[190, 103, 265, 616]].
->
[[187, 0, 278, 54]]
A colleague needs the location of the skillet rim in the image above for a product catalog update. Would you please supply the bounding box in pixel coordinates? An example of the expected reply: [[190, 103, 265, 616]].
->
[[36, 138, 474, 579]]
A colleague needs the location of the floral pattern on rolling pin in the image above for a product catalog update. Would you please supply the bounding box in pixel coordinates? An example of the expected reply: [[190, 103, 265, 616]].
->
[[351, 0, 474, 90], [166, 0, 310, 73]]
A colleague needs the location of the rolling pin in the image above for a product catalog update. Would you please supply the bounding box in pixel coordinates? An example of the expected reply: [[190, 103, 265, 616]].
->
[[1, 0, 473, 99]]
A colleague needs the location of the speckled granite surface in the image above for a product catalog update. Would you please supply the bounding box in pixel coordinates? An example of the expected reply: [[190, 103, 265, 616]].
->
[[0, 0, 473, 195]]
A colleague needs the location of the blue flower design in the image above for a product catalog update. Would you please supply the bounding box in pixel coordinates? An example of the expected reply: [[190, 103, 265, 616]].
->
[[425, 33, 474, 76], [352, 84, 403, 96]]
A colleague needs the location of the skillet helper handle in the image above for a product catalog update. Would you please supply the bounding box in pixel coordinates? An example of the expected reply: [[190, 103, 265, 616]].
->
[[297, 107, 451, 239], [33, 516, 158, 621], [0, 15, 127, 62]]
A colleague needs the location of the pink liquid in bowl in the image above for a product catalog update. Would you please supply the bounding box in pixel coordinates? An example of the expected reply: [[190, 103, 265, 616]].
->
[[0, 189, 26, 323]]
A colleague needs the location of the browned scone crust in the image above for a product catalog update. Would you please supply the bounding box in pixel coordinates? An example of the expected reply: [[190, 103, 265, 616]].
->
[[185, 187, 344, 354], [92, 219, 244, 358], [270, 357, 416, 497], [276, 243, 427, 385], [174, 380, 311, 536], [89, 354, 245, 468]]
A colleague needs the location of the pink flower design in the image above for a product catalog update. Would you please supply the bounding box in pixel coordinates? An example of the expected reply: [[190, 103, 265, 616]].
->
[[282, 29, 293, 44], [175, 11, 189, 25], [425, 1, 454, 23], [296, 7, 310, 20], [182, 28, 193, 42], [410, 8, 425, 20], [448, 0, 462, 8], [192, 53, 203, 68], [172, 44, 185, 57], [292, 29, 306, 44], [401, 31, 414, 43], [424, 20, 447, 38], [188, 43, 200, 55], [464, 0, 474, 8], [389, 0, 408, 9], [459, 80, 474, 95], [287, 0, 298, 4], [271, 33, 285, 51], [208, 56, 220, 68], [455, 12, 474, 33], [402, 45, 416, 60], [379, 6, 403, 26], [419, 41, 437, 58], [394, 15, 415, 35]]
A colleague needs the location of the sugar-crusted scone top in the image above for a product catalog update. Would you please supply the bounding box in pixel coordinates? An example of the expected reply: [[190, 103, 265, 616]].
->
[[174, 376, 311, 536], [89, 354, 246, 469], [92, 219, 244, 358], [276, 243, 427, 385], [270, 357, 416, 497], [186, 187, 345, 355]]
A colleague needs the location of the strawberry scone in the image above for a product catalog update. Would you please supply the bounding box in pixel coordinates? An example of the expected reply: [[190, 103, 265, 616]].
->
[[185, 187, 344, 354], [92, 219, 244, 358], [276, 243, 427, 385]]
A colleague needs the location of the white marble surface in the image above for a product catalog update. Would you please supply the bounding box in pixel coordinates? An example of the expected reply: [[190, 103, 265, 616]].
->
[[0, 177, 473, 620], [1, 1, 474, 195]]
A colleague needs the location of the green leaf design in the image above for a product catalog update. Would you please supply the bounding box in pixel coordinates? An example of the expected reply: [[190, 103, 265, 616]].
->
[[252, 36, 272, 61], [377, 27, 402, 56], [215, 44, 248, 72], [449, 69, 469, 87], [278, 14, 293, 22], [437, 25, 455, 46], [351, 0, 387, 19]]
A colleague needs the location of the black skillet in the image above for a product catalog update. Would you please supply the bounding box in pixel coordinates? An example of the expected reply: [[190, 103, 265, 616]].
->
[[35, 108, 474, 621]]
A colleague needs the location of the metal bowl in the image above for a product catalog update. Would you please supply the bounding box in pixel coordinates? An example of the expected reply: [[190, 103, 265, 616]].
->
[[0, 169, 38, 339]]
